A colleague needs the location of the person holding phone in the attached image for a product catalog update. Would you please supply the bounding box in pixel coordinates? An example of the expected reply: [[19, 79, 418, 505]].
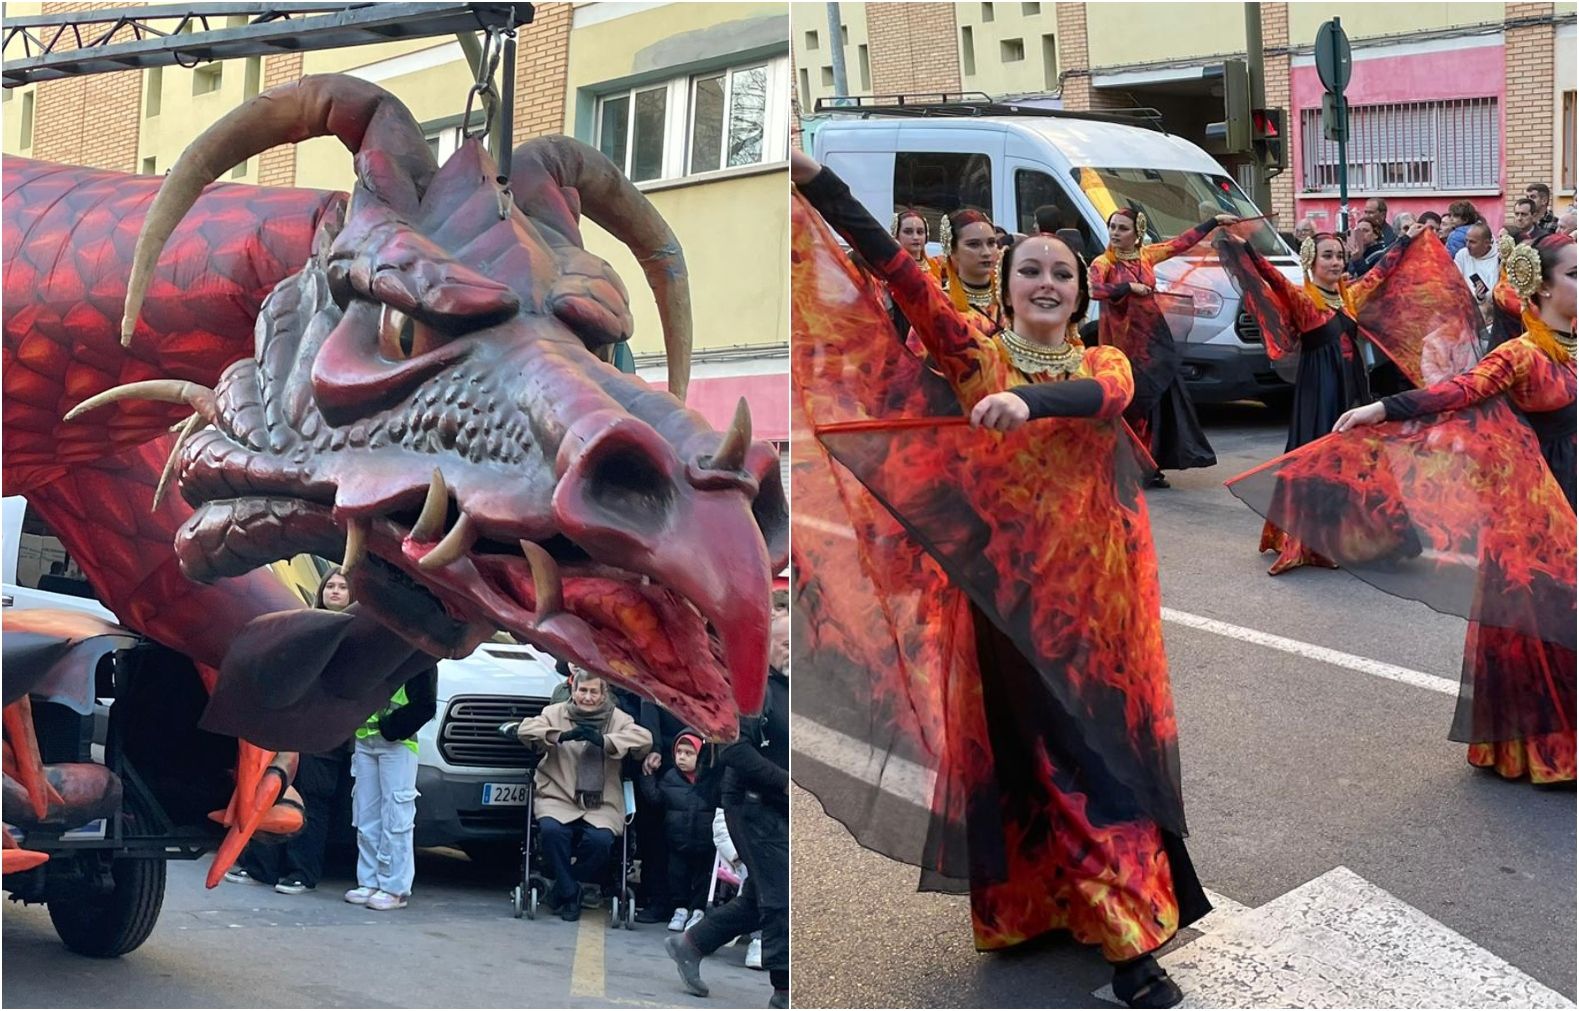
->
[[1454, 222, 1501, 332]]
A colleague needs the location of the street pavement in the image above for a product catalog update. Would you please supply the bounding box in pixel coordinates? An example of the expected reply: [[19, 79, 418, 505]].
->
[[790, 402, 1577, 1009], [3, 847, 768, 1008]]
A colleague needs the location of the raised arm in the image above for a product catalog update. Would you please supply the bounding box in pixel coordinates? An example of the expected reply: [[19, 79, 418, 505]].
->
[[1213, 233, 1327, 358], [793, 151, 992, 389], [1144, 216, 1227, 266]]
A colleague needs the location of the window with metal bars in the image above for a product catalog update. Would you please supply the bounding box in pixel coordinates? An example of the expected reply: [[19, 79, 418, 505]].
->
[[1299, 97, 1499, 193]]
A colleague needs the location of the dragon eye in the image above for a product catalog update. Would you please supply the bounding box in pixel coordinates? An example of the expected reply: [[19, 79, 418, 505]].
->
[[378, 305, 435, 361]]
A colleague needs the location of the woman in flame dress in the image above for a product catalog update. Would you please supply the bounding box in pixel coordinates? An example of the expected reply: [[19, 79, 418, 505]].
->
[[790, 149, 1205, 1009]]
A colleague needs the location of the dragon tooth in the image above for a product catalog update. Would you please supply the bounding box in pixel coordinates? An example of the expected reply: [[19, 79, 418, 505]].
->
[[418, 512, 474, 571], [519, 540, 563, 615], [342, 516, 369, 574], [410, 469, 448, 542]]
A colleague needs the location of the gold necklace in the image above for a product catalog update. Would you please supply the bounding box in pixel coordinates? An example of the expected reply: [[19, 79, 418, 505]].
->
[[958, 277, 994, 310], [1113, 246, 1142, 261], [997, 329, 1085, 377]]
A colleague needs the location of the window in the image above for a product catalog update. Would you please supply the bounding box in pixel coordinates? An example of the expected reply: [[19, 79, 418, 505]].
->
[[805, 30, 818, 51], [595, 57, 790, 185], [821, 65, 835, 87], [799, 67, 811, 101], [857, 44, 871, 91], [1299, 97, 1499, 193], [1022, 2, 1042, 13], [894, 151, 994, 239], [20, 91, 33, 148], [193, 62, 222, 95], [230, 158, 248, 179], [424, 114, 485, 164], [1041, 34, 1058, 90], [961, 26, 976, 76], [142, 156, 156, 174], [1001, 38, 1025, 62], [1015, 169, 1102, 257], [14, 503, 96, 600], [982, 3, 995, 22], [1563, 90, 1575, 193], [145, 66, 162, 117]]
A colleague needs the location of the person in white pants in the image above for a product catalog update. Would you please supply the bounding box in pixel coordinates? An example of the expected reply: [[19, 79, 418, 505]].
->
[[345, 671, 436, 911]]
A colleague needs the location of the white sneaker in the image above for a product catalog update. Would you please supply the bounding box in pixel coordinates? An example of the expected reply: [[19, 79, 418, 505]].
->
[[221, 868, 254, 885], [745, 936, 763, 970], [667, 907, 690, 931], [685, 908, 704, 931], [344, 886, 376, 905], [366, 890, 408, 911]]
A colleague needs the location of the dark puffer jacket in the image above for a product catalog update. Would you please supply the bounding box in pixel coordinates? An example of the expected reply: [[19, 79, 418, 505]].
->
[[637, 767, 715, 854]]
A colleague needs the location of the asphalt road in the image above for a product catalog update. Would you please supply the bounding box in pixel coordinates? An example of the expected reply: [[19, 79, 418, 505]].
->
[[3, 847, 768, 1008], [790, 402, 1577, 1009]]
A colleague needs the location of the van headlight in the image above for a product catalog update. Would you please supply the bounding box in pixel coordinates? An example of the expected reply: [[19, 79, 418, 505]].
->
[[1157, 281, 1222, 318]]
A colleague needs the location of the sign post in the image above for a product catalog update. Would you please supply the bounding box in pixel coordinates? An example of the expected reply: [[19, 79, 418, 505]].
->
[[1314, 18, 1352, 231]]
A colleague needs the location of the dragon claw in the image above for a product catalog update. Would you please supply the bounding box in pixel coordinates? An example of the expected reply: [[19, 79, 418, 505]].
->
[[205, 744, 299, 888]]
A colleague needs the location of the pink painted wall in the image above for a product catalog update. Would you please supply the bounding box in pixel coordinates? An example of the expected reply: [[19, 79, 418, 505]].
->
[[1289, 42, 1509, 231]]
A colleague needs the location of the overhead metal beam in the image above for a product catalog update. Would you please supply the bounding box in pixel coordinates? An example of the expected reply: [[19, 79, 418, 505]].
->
[[3, 3, 533, 87]]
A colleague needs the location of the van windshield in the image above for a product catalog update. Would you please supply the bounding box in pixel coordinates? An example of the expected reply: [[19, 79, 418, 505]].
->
[[1073, 166, 1290, 256]]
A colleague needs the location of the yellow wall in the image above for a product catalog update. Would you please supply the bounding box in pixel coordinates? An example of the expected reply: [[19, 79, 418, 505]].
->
[[561, 2, 785, 119], [564, 2, 788, 357], [790, 1, 872, 106], [1087, 2, 1246, 68], [3, 2, 47, 158], [956, 1, 1060, 96], [136, 15, 262, 181], [1287, 3, 1507, 45], [591, 167, 790, 357]]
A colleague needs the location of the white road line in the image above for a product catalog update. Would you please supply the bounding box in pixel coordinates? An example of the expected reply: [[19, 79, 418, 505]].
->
[[790, 714, 936, 807], [1159, 607, 1458, 696]]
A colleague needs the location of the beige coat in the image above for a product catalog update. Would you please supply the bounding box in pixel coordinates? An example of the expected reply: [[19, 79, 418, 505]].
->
[[516, 702, 652, 835]]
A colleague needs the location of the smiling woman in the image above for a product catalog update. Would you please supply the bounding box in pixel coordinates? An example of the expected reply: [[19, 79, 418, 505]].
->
[[789, 147, 1206, 1009]]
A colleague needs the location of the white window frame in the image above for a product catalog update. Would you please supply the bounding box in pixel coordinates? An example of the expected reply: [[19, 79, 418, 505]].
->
[[593, 55, 791, 188]]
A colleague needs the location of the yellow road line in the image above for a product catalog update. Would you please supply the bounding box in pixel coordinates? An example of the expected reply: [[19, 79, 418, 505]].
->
[[569, 912, 606, 998]]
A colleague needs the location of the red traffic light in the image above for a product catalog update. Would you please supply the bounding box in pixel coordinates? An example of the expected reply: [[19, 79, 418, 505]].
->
[[1251, 108, 1283, 139]]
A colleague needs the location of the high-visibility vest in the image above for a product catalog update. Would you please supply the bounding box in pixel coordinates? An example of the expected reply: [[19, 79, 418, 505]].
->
[[356, 686, 419, 754]]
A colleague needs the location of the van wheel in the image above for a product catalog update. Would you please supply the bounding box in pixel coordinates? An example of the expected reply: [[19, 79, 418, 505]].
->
[[47, 795, 166, 957]]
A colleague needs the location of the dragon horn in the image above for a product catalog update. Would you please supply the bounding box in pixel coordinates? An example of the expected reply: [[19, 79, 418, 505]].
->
[[710, 397, 752, 472], [508, 137, 693, 401], [65, 379, 218, 424], [123, 74, 438, 347]]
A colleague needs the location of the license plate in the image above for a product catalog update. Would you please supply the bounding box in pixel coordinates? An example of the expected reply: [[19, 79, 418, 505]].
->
[[480, 782, 529, 806]]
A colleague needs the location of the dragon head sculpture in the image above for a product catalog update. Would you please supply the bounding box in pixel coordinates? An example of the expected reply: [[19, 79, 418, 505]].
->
[[75, 76, 787, 739]]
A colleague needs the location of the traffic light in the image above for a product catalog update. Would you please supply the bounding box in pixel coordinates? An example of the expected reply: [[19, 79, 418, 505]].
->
[[1252, 107, 1286, 174], [1204, 59, 1252, 154]]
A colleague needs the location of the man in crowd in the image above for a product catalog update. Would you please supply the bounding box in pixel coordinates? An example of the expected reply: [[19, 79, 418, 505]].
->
[[1453, 221, 1500, 328], [668, 609, 790, 1009], [1294, 216, 1319, 245], [1508, 197, 1549, 244], [1526, 182, 1559, 235], [1362, 197, 1396, 246]]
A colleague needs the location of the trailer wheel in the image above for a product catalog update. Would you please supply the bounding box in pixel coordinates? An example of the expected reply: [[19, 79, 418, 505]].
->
[[46, 793, 166, 957]]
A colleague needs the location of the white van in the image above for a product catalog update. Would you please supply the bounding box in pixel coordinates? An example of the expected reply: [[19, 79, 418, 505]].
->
[[1, 496, 557, 861], [808, 105, 1305, 404]]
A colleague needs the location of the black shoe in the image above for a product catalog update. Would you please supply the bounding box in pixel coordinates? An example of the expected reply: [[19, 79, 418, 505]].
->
[[768, 989, 789, 1008], [1112, 954, 1182, 1009], [580, 883, 603, 909], [635, 904, 669, 924], [558, 886, 583, 921], [1148, 472, 1170, 489], [274, 875, 312, 895], [665, 934, 709, 998]]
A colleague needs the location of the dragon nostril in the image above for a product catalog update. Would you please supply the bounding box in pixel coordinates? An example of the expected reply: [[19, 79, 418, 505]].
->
[[588, 446, 675, 523]]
